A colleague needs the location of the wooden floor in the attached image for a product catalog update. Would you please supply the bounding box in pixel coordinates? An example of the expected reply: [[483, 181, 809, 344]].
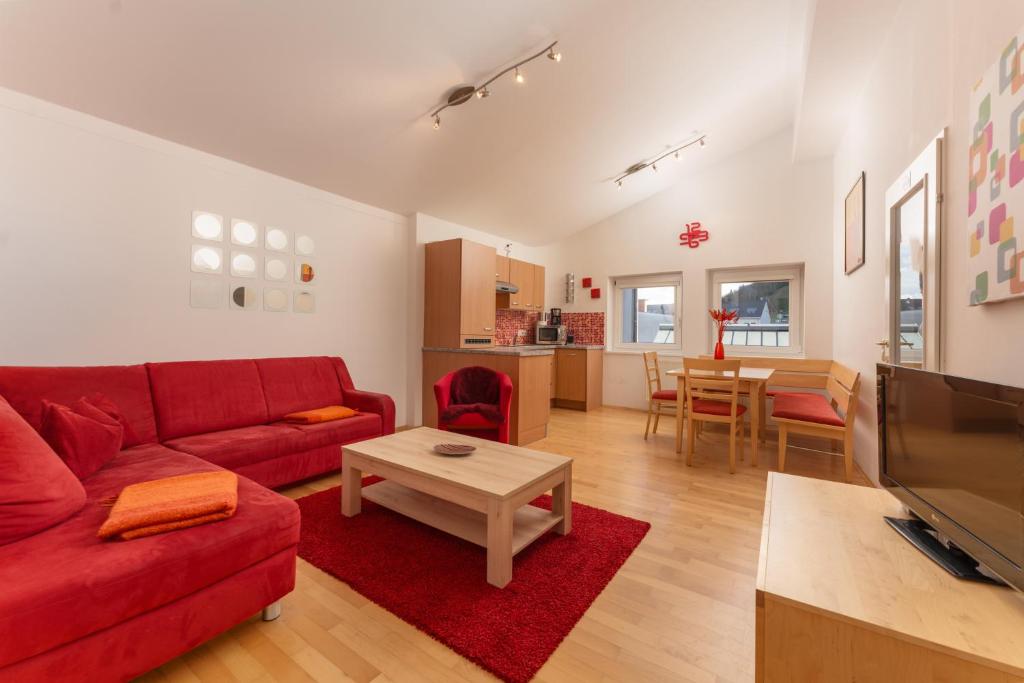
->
[[139, 406, 871, 683]]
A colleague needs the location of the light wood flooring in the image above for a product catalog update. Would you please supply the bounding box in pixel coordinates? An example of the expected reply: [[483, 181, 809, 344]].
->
[[139, 406, 871, 683]]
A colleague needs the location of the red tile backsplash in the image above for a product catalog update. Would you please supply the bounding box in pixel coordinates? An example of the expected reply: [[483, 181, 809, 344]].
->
[[563, 312, 605, 345], [494, 310, 540, 345], [494, 310, 605, 346]]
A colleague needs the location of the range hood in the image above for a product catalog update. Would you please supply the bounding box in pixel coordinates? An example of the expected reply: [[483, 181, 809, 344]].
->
[[496, 281, 519, 294]]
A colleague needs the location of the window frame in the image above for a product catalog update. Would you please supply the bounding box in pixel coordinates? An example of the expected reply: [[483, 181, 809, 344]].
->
[[610, 272, 684, 354], [708, 264, 804, 357]]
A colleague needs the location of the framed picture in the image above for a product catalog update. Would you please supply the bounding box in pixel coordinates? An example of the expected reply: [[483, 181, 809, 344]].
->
[[845, 172, 865, 275]]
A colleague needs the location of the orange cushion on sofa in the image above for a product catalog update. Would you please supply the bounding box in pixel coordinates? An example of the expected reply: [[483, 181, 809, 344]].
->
[[282, 405, 358, 424]]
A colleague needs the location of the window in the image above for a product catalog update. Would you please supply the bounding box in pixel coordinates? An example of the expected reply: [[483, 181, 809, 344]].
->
[[709, 265, 803, 355], [612, 273, 682, 351]]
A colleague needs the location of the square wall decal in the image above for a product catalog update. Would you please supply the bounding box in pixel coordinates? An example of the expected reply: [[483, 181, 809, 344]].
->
[[294, 290, 315, 313], [190, 279, 225, 309], [230, 283, 257, 310], [264, 288, 289, 312], [192, 211, 223, 241], [590, 287, 601, 299], [191, 244, 223, 274]]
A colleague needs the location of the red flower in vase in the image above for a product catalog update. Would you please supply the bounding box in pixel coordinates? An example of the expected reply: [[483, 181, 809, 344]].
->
[[708, 308, 738, 359]]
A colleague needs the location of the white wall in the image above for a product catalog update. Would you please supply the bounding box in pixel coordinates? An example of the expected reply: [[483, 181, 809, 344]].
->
[[405, 212, 554, 426], [832, 0, 1024, 482], [0, 88, 412, 419], [548, 129, 834, 409]]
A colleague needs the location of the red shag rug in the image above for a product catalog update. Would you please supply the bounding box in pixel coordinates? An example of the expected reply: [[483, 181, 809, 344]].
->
[[296, 479, 650, 683]]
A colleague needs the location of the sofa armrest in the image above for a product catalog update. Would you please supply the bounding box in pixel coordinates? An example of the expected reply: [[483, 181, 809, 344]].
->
[[344, 389, 396, 434]]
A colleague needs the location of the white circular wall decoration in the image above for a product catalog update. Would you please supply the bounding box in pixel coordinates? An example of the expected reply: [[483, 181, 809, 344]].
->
[[264, 288, 288, 312], [265, 227, 289, 252], [191, 245, 223, 273], [265, 257, 288, 281], [230, 252, 257, 277], [192, 212, 223, 241], [231, 219, 259, 246], [295, 234, 315, 256], [295, 291, 315, 313]]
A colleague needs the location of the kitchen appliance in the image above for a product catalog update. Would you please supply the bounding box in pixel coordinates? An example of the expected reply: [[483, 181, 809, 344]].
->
[[877, 363, 1023, 591], [549, 308, 562, 325], [535, 322, 567, 345], [496, 281, 518, 294]]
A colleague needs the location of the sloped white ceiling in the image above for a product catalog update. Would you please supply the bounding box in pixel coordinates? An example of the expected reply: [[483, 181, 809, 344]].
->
[[0, 0, 808, 244]]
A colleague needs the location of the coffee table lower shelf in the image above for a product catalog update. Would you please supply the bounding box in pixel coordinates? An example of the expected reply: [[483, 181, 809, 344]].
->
[[363, 480, 563, 555]]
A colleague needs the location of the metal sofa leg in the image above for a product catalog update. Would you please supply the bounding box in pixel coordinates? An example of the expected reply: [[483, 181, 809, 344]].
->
[[262, 600, 282, 621]]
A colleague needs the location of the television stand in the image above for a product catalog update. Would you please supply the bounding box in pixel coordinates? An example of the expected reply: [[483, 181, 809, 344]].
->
[[756, 473, 1024, 682], [884, 516, 1008, 587]]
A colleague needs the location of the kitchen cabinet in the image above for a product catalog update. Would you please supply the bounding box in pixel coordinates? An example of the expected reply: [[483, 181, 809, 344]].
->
[[553, 348, 603, 411], [498, 258, 545, 311], [496, 254, 510, 282], [424, 239, 496, 348]]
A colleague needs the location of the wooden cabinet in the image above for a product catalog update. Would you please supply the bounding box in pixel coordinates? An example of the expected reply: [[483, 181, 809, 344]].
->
[[495, 254, 510, 282], [424, 239, 496, 348], [498, 258, 545, 311], [553, 348, 603, 410]]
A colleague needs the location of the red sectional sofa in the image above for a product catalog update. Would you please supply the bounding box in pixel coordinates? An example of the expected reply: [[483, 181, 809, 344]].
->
[[0, 355, 395, 682]]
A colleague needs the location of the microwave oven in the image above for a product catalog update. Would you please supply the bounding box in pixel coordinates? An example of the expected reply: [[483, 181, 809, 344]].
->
[[535, 323, 567, 345]]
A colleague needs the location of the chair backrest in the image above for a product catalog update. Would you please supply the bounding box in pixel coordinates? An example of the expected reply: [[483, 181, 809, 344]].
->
[[699, 355, 833, 392], [449, 366, 502, 405], [642, 351, 662, 400], [827, 361, 861, 427], [683, 357, 742, 418]]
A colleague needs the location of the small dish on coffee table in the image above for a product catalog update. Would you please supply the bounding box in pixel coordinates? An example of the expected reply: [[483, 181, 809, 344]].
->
[[433, 443, 476, 456]]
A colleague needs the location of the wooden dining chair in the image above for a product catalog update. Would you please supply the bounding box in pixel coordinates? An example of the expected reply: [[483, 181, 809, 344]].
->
[[642, 351, 680, 439], [683, 357, 746, 473]]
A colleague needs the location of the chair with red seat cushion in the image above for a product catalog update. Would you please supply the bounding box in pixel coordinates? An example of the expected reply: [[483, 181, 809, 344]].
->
[[683, 357, 747, 474], [434, 367, 513, 444], [771, 362, 861, 482], [642, 351, 682, 441]]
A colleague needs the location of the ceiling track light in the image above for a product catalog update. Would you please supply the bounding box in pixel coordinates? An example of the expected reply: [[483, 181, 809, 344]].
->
[[428, 40, 561, 129], [612, 134, 708, 188]]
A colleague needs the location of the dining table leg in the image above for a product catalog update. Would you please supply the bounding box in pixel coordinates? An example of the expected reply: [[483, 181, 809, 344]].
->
[[749, 380, 760, 467], [675, 374, 684, 454], [759, 382, 768, 446]]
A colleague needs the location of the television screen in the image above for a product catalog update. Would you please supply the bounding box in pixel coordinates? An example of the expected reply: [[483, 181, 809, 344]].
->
[[879, 364, 1024, 584]]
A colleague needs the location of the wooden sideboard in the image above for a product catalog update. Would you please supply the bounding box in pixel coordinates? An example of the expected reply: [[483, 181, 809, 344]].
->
[[756, 473, 1024, 682]]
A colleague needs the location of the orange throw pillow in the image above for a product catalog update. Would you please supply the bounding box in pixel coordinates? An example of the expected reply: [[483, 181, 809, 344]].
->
[[98, 471, 238, 541], [283, 405, 358, 424]]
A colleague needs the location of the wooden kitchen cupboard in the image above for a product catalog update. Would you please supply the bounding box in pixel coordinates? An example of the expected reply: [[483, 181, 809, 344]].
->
[[424, 239, 496, 348], [495, 254, 510, 282], [497, 258, 545, 312], [553, 348, 602, 410]]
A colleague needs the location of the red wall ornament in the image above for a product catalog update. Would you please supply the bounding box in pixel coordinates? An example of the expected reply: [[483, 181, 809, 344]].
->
[[590, 288, 601, 299], [679, 221, 709, 249], [581, 277, 592, 288]]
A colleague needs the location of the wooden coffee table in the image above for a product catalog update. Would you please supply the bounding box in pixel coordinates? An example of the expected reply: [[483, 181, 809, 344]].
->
[[341, 427, 573, 588]]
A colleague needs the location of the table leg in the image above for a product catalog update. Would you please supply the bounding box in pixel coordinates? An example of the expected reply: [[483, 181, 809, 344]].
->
[[553, 468, 572, 535], [487, 499, 514, 588], [675, 374, 685, 453], [341, 459, 362, 517], [759, 382, 768, 446], [750, 381, 761, 467]]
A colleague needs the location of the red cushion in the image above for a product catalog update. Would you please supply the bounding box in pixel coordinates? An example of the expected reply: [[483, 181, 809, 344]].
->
[[772, 392, 845, 427], [41, 400, 123, 480], [82, 392, 139, 447], [0, 364, 157, 447], [443, 412, 501, 429], [276, 413, 384, 450], [147, 359, 269, 440], [651, 389, 678, 400], [255, 356, 345, 422], [690, 398, 748, 416], [0, 395, 86, 546], [164, 425, 308, 471], [0, 443, 299, 668]]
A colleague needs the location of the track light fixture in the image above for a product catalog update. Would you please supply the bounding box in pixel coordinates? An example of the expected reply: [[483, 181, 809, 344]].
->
[[613, 134, 708, 188], [429, 41, 561, 129]]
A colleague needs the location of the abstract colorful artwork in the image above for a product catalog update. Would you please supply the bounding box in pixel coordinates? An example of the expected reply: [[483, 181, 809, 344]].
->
[[968, 30, 1024, 304]]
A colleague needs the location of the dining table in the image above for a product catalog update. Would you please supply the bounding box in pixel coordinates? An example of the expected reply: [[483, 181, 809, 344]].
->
[[666, 365, 775, 458]]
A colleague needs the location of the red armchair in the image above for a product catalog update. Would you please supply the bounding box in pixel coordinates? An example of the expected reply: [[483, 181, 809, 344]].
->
[[434, 366, 513, 443]]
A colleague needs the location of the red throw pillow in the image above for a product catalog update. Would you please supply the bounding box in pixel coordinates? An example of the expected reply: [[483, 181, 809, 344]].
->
[[81, 393, 138, 447], [0, 395, 86, 546], [41, 400, 123, 480]]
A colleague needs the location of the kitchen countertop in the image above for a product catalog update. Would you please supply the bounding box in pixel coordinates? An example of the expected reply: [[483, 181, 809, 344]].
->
[[422, 344, 604, 357]]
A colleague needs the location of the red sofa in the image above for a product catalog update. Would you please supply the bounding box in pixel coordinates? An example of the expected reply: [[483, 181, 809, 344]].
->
[[0, 355, 395, 682]]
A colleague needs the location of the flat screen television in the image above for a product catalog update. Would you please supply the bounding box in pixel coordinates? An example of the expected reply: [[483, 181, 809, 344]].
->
[[877, 363, 1024, 592]]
